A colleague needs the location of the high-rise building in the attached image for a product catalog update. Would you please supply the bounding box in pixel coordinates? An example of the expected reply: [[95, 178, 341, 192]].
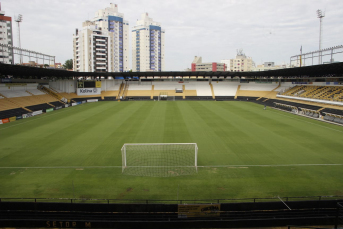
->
[[132, 13, 165, 72], [0, 6, 13, 64], [73, 3, 129, 72], [191, 56, 226, 72], [230, 49, 254, 72]]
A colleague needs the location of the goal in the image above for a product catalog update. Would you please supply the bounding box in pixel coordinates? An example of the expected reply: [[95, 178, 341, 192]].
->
[[158, 92, 175, 101], [121, 143, 198, 177]]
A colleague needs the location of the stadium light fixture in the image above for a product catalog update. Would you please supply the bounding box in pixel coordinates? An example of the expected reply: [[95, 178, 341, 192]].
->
[[316, 9, 325, 65]]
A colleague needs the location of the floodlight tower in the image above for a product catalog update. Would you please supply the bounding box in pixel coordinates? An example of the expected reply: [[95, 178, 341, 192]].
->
[[316, 9, 324, 64], [15, 14, 23, 64]]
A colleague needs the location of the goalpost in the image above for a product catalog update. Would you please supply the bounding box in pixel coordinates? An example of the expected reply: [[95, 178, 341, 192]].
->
[[158, 92, 175, 101], [121, 143, 198, 177]]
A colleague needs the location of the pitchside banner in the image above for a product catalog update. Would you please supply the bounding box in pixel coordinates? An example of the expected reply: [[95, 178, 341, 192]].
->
[[0, 120, 2, 124], [2, 118, 9, 124], [32, 110, 43, 116], [87, 99, 98, 102], [9, 116, 16, 122], [46, 108, 54, 113], [178, 204, 220, 218], [77, 88, 101, 96]]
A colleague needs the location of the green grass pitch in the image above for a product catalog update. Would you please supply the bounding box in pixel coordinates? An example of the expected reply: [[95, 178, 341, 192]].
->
[[0, 101, 343, 201]]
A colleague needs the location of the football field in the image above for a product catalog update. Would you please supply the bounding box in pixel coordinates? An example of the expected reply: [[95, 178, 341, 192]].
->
[[0, 101, 343, 201]]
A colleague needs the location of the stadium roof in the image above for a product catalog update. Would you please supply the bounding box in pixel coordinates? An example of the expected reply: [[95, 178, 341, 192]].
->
[[1, 62, 343, 79]]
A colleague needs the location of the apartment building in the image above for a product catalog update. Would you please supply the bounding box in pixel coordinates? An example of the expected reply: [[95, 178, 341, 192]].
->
[[132, 13, 165, 72], [0, 7, 13, 64], [191, 56, 226, 72], [73, 3, 129, 72]]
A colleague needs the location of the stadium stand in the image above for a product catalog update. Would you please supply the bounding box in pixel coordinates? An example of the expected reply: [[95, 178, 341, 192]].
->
[[212, 81, 239, 97], [0, 107, 28, 119]]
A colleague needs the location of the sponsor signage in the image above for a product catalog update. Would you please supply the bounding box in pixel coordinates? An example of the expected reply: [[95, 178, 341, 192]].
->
[[82, 101, 86, 104], [87, 99, 98, 102], [32, 110, 43, 116], [0, 120, 2, 124], [1, 78, 11, 83], [2, 118, 9, 124], [64, 104, 69, 108], [9, 116, 16, 122], [55, 106, 62, 110], [178, 204, 220, 218], [95, 81, 101, 88], [46, 108, 54, 113], [77, 102, 82, 105], [72, 103, 77, 106], [292, 82, 313, 84], [16, 115, 23, 120], [77, 88, 101, 96]]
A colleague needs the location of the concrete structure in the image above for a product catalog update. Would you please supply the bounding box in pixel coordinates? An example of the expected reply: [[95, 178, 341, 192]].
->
[[220, 59, 230, 71], [73, 3, 129, 72], [191, 56, 226, 72], [132, 13, 165, 72], [230, 49, 254, 72], [0, 6, 13, 64], [252, 62, 288, 71]]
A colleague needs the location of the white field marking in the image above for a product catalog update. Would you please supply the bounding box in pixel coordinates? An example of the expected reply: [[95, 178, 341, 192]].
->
[[1, 164, 343, 169], [0, 103, 89, 131], [270, 109, 343, 133]]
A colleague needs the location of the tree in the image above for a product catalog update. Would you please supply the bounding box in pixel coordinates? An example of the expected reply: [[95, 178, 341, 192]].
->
[[63, 59, 73, 70]]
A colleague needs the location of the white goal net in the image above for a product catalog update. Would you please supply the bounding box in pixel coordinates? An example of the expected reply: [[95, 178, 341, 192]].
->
[[158, 92, 175, 101], [121, 143, 198, 177]]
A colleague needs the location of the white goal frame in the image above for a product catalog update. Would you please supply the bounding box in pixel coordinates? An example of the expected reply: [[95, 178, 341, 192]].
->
[[121, 143, 198, 177], [158, 92, 175, 101]]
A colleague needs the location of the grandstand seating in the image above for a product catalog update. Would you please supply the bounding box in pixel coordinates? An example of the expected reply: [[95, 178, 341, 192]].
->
[[282, 85, 343, 102], [212, 82, 239, 96]]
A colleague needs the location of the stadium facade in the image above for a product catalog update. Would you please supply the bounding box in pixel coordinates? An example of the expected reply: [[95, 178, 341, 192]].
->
[[72, 3, 129, 73], [132, 13, 165, 72], [0, 7, 13, 64]]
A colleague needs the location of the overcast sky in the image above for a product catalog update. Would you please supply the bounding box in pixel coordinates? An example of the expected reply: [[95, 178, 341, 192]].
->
[[3, 0, 343, 70]]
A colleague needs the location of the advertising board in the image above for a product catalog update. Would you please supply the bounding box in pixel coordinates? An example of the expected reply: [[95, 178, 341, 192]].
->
[[87, 99, 98, 102], [77, 88, 101, 96]]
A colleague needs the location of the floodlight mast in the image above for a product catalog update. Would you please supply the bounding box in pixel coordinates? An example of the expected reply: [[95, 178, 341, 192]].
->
[[15, 14, 23, 64], [317, 9, 324, 65]]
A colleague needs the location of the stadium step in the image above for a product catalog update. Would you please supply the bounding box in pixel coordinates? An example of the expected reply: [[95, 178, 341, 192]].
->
[[317, 107, 326, 112], [234, 85, 241, 99], [26, 91, 35, 96], [272, 83, 281, 91], [40, 86, 66, 104], [151, 85, 154, 99], [182, 85, 186, 99], [117, 83, 124, 99], [209, 82, 215, 99], [47, 102, 55, 107]]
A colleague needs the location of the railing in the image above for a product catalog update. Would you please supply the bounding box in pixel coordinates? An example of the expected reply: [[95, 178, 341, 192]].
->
[[0, 195, 342, 204]]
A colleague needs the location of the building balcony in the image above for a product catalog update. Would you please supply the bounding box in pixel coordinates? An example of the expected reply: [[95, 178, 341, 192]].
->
[[96, 66, 107, 69], [96, 53, 106, 56]]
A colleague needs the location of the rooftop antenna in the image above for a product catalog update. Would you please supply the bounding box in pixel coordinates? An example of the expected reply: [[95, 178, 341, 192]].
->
[[316, 9, 325, 64], [15, 14, 23, 64]]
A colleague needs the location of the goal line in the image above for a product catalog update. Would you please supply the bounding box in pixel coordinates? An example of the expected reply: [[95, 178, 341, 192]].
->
[[0, 164, 342, 169]]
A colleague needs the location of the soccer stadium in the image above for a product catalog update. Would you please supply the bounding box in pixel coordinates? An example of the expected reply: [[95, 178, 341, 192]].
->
[[0, 63, 343, 228]]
